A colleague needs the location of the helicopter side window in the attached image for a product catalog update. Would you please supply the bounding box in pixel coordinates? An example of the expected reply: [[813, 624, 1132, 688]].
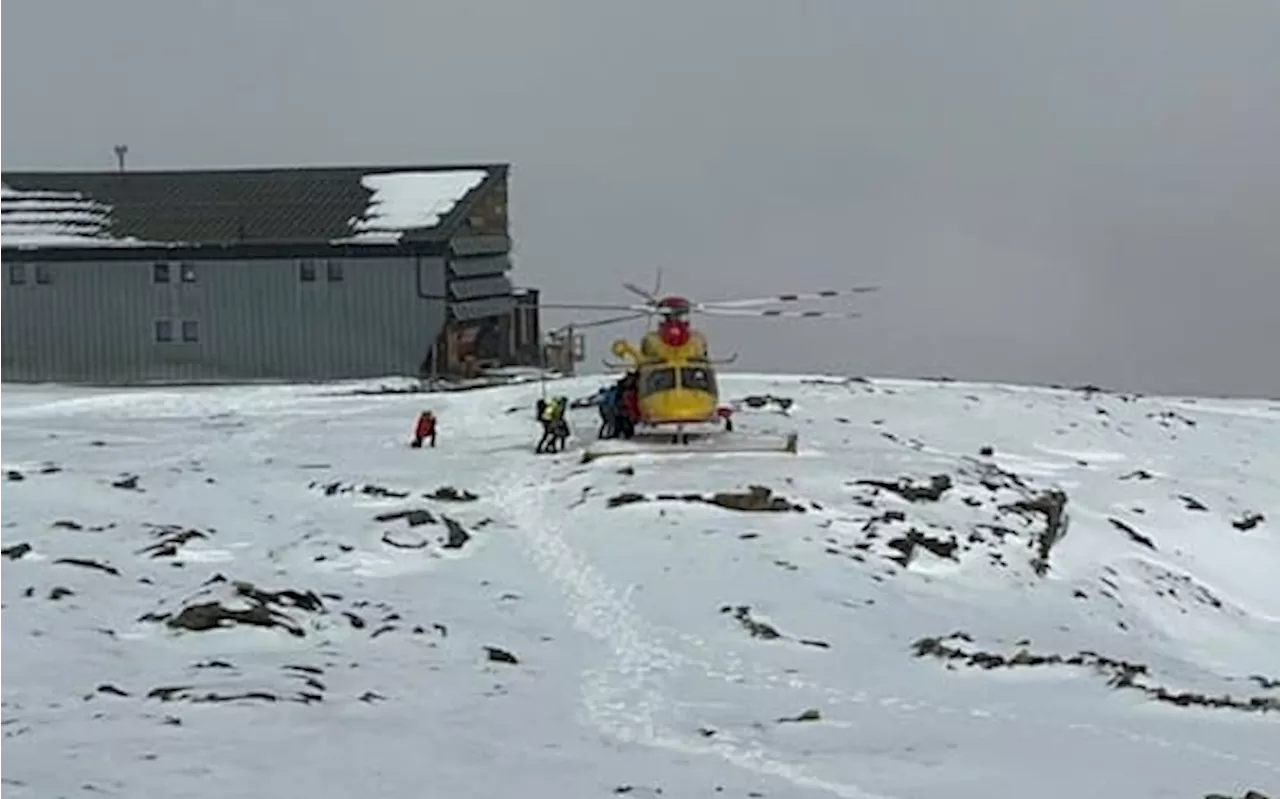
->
[[638, 367, 677, 398], [679, 365, 716, 394]]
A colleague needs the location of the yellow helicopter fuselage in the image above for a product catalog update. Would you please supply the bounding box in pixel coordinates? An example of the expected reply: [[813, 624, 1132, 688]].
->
[[612, 330, 722, 426]]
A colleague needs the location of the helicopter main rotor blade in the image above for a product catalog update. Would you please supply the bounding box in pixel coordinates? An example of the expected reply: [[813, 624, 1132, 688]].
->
[[696, 286, 880, 309], [696, 307, 863, 319], [554, 312, 650, 331], [622, 282, 658, 303], [539, 301, 656, 313]]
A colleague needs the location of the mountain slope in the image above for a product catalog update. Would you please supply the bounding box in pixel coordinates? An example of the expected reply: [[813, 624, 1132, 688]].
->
[[2, 375, 1278, 799]]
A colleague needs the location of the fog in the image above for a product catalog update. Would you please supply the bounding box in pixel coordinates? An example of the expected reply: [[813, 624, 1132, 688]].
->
[[4, 0, 1279, 395]]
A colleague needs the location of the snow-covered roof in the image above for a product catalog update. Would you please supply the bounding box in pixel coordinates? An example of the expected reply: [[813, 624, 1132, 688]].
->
[[335, 170, 490, 245], [0, 164, 505, 252], [0, 184, 161, 249]]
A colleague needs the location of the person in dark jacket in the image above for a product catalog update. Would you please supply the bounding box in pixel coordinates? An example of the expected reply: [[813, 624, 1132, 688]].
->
[[597, 384, 620, 438], [617, 373, 639, 439]]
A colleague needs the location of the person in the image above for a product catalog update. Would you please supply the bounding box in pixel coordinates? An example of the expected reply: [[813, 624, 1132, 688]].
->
[[536, 396, 568, 454], [597, 383, 619, 439], [411, 410, 437, 449], [551, 395, 572, 452], [617, 372, 640, 439]]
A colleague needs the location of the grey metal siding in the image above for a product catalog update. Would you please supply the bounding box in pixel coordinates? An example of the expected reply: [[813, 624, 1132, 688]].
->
[[1, 255, 449, 383]]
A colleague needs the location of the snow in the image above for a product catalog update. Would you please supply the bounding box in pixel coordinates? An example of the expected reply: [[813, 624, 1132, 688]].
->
[[0, 184, 162, 249], [336, 170, 489, 244], [2, 374, 1278, 799]]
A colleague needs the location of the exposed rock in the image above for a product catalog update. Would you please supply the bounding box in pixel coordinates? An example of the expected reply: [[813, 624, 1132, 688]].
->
[[856, 474, 953, 503], [708, 485, 805, 512], [157, 581, 325, 638], [777, 708, 821, 723], [381, 530, 429, 550], [426, 486, 479, 502], [722, 605, 781, 640], [2, 542, 32, 560], [1119, 469, 1154, 481], [884, 528, 959, 567], [606, 486, 805, 512], [53, 557, 120, 576], [138, 526, 209, 558], [1108, 517, 1157, 550], [111, 474, 142, 491], [720, 605, 829, 649], [312, 480, 410, 499], [1232, 511, 1265, 532], [441, 517, 471, 550], [998, 490, 1068, 576], [608, 492, 648, 508], [484, 646, 519, 664], [374, 508, 436, 526], [913, 634, 1278, 713], [97, 684, 131, 697], [1176, 494, 1209, 512], [48, 586, 75, 600], [5, 470, 25, 481], [51, 520, 83, 531], [737, 394, 795, 412]]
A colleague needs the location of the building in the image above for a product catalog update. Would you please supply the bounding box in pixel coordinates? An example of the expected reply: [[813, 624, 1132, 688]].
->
[[0, 163, 542, 384]]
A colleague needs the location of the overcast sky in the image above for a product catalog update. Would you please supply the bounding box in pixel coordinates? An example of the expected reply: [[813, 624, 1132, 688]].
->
[[4, 0, 1279, 397]]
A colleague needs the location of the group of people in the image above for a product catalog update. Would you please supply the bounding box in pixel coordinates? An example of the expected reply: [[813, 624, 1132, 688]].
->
[[595, 371, 640, 440], [410, 373, 645, 457]]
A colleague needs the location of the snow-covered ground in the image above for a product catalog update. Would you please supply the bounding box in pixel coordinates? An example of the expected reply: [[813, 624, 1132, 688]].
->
[[2, 374, 1277, 799]]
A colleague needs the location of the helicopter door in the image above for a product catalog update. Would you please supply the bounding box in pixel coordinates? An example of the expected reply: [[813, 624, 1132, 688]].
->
[[679, 365, 716, 395], [638, 366, 677, 398]]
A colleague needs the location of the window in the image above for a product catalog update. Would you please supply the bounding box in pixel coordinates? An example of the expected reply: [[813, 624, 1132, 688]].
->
[[8, 264, 27, 285], [181, 320, 199, 342], [181, 264, 197, 283], [638, 366, 677, 398], [153, 262, 171, 283], [299, 260, 316, 282], [680, 365, 717, 394], [155, 319, 174, 342], [326, 260, 344, 282], [34, 264, 52, 285]]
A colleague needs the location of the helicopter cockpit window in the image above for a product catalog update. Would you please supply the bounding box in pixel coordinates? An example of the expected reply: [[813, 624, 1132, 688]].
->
[[679, 365, 716, 394], [639, 367, 677, 397]]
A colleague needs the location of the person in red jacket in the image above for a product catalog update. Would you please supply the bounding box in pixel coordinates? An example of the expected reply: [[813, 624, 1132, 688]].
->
[[411, 410, 437, 448]]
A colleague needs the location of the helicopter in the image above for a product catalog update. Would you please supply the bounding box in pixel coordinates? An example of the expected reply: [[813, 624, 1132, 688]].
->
[[540, 274, 877, 453]]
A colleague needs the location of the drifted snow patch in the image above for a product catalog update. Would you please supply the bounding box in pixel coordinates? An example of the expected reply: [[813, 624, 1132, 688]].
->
[[338, 170, 488, 243], [0, 184, 160, 248]]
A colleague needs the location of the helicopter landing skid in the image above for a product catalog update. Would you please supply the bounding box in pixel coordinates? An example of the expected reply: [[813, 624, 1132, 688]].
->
[[581, 426, 799, 462]]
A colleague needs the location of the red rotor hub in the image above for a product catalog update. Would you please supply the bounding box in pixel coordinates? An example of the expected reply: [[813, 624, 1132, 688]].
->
[[659, 318, 690, 347]]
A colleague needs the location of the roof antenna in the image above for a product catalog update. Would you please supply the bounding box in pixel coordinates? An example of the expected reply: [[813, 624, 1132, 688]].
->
[[113, 144, 129, 174]]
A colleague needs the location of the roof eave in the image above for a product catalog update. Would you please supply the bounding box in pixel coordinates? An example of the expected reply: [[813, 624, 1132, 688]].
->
[[0, 237, 451, 262]]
